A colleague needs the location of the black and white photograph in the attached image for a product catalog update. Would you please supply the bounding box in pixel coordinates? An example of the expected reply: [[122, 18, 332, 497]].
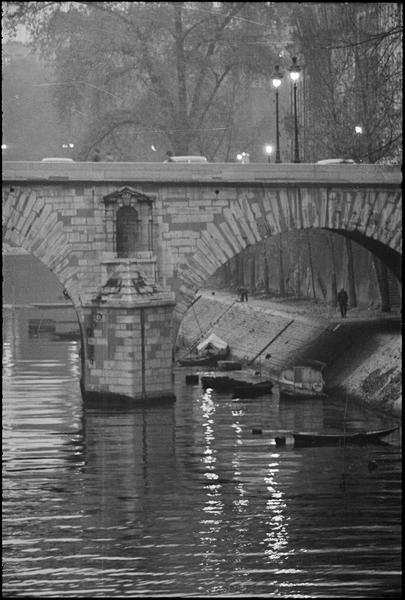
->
[[2, 2, 402, 598]]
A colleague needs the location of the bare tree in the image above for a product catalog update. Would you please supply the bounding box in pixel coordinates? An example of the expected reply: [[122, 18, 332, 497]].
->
[[291, 3, 402, 163], [345, 238, 358, 308], [4, 1, 282, 160], [326, 232, 338, 306]]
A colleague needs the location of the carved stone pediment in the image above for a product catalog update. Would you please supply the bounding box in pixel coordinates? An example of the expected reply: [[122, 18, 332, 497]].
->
[[103, 186, 153, 205]]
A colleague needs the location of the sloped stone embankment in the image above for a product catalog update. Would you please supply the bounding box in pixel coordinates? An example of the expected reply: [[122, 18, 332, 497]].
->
[[177, 291, 401, 418]]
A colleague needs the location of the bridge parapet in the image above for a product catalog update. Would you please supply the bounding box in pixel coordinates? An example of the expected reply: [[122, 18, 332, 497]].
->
[[3, 161, 401, 186]]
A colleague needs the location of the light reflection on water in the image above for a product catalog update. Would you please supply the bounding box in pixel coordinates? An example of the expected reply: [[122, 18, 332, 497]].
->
[[2, 307, 402, 598]]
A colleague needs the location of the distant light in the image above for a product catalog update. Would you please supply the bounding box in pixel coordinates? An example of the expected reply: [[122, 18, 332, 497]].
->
[[237, 152, 250, 164], [355, 126, 363, 134], [62, 142, 75, 148], [2, 144, 8, 150], [264, 144, 273, 156], [151, 145, 157, 152], [69, 143, 74, 148]]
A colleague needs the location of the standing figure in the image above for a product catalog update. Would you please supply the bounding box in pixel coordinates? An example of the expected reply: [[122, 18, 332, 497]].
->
[[92, 148, 101, 162], [337, 288, 348, 318]]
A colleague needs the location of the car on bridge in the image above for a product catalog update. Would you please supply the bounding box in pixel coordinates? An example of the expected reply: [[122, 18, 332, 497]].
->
[[316, 158, 356, 164], [41, 157, 75, 163], [164, 155, 208, 163]]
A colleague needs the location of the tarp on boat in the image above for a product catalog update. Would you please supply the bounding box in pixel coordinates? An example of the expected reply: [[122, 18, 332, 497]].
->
[[279, 365, 325, 393], [197, 333, 229, 356]]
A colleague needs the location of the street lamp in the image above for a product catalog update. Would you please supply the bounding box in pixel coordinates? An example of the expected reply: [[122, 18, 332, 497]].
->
[[271, 64, 283, 163], [354, 125, 363, 162], [289, 56, 301, 163], [264, 144, 273, 163]]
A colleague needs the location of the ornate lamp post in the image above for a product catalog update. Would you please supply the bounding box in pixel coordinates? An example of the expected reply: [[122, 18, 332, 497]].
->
[[289, 56, 301, 163], [271, 65, 283, 163], [264, 144, 273, 163], [354, 125, 363, 162]]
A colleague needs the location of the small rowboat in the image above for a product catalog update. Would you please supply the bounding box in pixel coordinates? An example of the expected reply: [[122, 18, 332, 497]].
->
[[231, 381, 273, 399], [278, 361, 327, 398], [178, 333, 229, 367], [275, 426, 398, 447], [178, 355, 218, 367], [217, 360, 242, 371], [201, 374, 273, 397]]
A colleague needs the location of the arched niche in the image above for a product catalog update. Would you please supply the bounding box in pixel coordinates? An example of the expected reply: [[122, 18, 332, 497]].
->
[[102, 187, 155, 256], [116, 205, 139, 258]]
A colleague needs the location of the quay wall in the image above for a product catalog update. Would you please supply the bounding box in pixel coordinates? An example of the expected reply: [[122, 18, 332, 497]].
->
[[177, 292, 401, 418]]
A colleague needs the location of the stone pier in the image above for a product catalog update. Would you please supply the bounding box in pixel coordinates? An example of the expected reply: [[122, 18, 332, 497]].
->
[[81, 261, 176, 405]]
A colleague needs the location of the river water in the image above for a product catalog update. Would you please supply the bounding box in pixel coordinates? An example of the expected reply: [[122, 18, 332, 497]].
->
[[3, 307, 402, 598]]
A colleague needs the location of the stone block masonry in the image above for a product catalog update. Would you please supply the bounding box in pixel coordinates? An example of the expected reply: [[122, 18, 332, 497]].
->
[[83, 303, 175, 403], [2, 162, 401, 406]]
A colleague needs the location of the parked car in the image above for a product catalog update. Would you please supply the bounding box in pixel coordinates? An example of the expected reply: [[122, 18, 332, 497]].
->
[[164, 155, 208, 163], [316, 158, 355, 164], [41, 158, 75, 163]]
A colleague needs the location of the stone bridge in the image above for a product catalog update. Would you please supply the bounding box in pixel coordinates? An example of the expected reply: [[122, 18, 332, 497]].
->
[[2, 161, 402, 405]]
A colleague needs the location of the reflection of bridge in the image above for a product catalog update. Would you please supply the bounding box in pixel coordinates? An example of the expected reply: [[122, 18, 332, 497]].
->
[[2, 162, 402, 405]]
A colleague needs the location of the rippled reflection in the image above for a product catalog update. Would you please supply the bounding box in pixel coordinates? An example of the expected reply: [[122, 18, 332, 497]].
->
[[2, 308, 402, 598]]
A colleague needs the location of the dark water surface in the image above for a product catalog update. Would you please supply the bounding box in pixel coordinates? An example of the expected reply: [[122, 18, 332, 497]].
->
[[3, 308, 402, 598]]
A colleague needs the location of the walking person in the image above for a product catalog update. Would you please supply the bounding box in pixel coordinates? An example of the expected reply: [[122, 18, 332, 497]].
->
[[337, 287, 348, 318], [92, 148, 101, 162]]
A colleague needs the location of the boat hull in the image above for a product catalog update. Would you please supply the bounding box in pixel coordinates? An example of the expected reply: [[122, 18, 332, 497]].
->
[[275, 427, 398, 447], [201, 375, 273, 397], [178, 356, 218, 367], [279, 386, 327, 399]]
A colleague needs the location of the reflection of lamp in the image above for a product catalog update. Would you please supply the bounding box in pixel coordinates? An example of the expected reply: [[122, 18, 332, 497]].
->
[[264, 144, 273, 163], [271, 65, 283, 163], [288, 57, 301, 163]]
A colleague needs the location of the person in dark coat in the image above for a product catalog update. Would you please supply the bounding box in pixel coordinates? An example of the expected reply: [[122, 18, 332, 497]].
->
[[337, 288, 348, 317], [92, 148, 101, 162], [237, 287, 248, 302]]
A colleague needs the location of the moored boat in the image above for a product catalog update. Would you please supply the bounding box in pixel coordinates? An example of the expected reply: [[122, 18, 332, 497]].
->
[[231, 381, 273, 398], [278, 361, 327, 398], [178, 333, 229, 367], [217, 360, 242, 371], [178, 355, 219, 367], [201, 373, 273, 397], [275, 426, 398, 447]]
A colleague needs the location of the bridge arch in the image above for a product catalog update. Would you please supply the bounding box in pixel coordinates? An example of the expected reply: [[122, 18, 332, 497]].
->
[[2, 187, 82, 306], [173, 187, 401, 327]]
